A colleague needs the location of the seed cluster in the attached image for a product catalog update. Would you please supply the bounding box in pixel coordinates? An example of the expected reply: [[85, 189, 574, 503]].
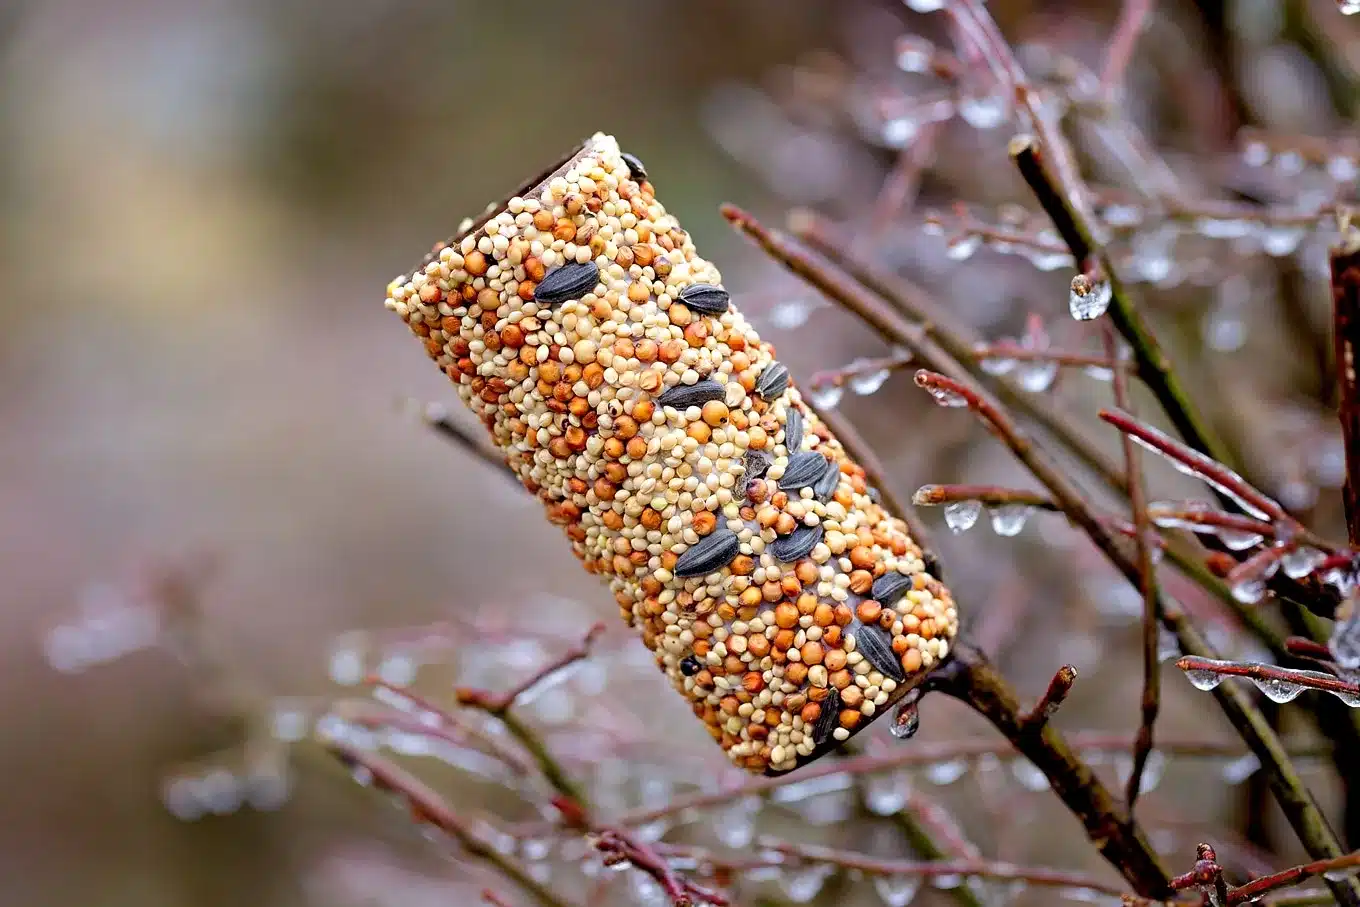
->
[[383, 133, 958, 774]]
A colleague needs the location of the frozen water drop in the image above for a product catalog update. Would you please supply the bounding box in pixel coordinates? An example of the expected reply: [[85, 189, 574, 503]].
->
[[946, 235, 982, 261], [1330, 616, 1360, 671], [1115, 749, 1166, 794], [925, 758, 968, 785], [377, 654, 417, 687], [1016, 360, 1058, 392], [1231, 578, 1267, 604], [1157, 626, 1180, 663], [980, 356, 1017, 376], [771, 299, 812, 330], [933, 874, 964, 890], [270, 701, 310, 743], [882, 117, 920, 149], [1083, 364, 1114, 382], [850, 363, 891, 396], [781, 865, 833, 903], [329, 646, 365, 687], [196, 768, 243, 816], [944, 500, 981, 534], [1328, 155, 1358, 181], [1196, 218, 1253, 239], [1185, 669, 1224, 691], [809, 384, 844, 410], [1068, 275, 1112, 321], [988, 504, 1032, 537], [1011, 758, 1051, 791], [958, 92, 1008, 129], [1251, 677, 1304, 703], [716, 797, 759, 847], [1261, 225, 1305, 257], [1282, 546, 1326, 579], [895, 36, 934, 73], [44, 624, 93, 674], [1332, 687, 1360, 708], [905, 0, 946, 11], [1221, 752, 1261, 784], [1241, 141, 1271, 167], [874, 875, 924, 907], [924, 385, 969, 407], [1218, 528, 1265, 551], [1324, 866, 1359, 881], [162, 775, 205, 821], [865, 771, 912, 815], [1030, 250, 1076, 271]]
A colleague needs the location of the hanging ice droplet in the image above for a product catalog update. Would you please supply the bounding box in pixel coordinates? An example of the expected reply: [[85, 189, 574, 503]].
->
[[1341, 0, 1360, 15], [1157, 626, 1180, 663], [781, 864, 833, 903], [715, 797, 759, 848], [44, 624, 93, 674], [1115, 749, 1166, 794], [1281, 546, 1326, 579], [865, 771, 912, 815], [945, 234, 982, 261], [1218, 528, 1265, 551], [904, 0, 946, 11], [1016, 360, 1058, 393], [958, 92, 1008, 129], [850, 363, 891, 396], [1185, 668, 1224, 691], [1328, 155, 1359, 181], [1010, 758, 1051, 791], [1332, 687, 1360, 708], [1220, 752, 1261, 784], [329, 637, 366, 686], [1083, 364, 1114, 382], [1030, 250, 1076, 271], [1251, 677, 1305, 703], [890, 692, 921, 739], [874, 875, 924, 907], [1329, 615, 1360, 671], [925, 384, 969, 407], [1195, 218, 1253, 239], [771, 299, 812, 330], [1068, 274, 1113, 321], [882, 117, 920, 149], [1231, 578, 1267, 604], [1325, 865, 1360, 881], [944, 500, 982, 534], [895, 36, 934, 73], [980, 356, 1017, 376], [1260, 225, 1305, 257], [988, 504, 1032, 537], [925, 758, 968, 785], [809, 384, 844, 409], [377, 653, 418, 687]]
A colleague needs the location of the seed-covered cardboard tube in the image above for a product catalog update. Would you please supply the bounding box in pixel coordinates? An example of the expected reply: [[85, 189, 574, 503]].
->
[[383, 133, 959, 774]]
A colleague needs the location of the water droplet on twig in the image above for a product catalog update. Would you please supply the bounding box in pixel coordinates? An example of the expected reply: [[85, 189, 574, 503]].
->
[[988, 504, 1032, 537], [1250, 677, 1305, 703], [1068, 274, 1112, 321], [944, 500, 982, 534]]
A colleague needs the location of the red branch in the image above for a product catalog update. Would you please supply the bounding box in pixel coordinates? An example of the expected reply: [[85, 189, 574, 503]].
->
[[1021, 665, 1079, 732], [1176, 656, 1360, 700]]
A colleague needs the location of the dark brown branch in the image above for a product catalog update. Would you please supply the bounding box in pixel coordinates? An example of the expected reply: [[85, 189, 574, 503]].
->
[[924, 643, 1172, 897], [404, 398, 519, 484]]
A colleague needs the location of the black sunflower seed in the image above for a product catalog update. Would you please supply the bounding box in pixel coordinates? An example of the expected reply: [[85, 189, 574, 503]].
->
[[812, 688, 842, 745], [851, 620, 906, 682], [533, 261, 600, 306], [813, 457, 841, 500], [621, 151, 648, 182], [679, 655, 701, 676], [755, 361, 790, 400], [674, 528, 741, 578], [780, 451, 831, 491], [871, 572, 913, 609], [677, 283, 731, 315], [784, 407, 804, 453], [769, 523, 824, 562], [657, 379, 725, 409]]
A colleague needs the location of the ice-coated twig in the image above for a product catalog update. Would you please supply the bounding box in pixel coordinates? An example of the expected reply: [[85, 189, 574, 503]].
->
[[1177, 656, 1360, 702], [593, 828, 728, 907], [757, 839, 1130, 899], [323, 741, 580, 907], [455, 624, 606, 815], [1105, 323, 1161, 814], [1099, 0, 1154, 101]]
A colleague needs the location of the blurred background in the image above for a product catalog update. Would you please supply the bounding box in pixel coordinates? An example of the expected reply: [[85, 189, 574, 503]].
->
[[1, 1, 1357, 906]]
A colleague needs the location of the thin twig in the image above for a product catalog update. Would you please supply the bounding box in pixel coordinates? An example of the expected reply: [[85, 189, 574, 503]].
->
[[323, 741, 580, 907], [1021, 664, 1079, 732], [1105, 323, 1161, 813], [456, 624, 605, 815], [762, 839, 1131, 899], [1100, 0, 1154, 101], [1176, 656, 1360, 700], [1227, 851, 1360, 904], [594, 828, 728, 907], [403, 398, 519, 484]]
